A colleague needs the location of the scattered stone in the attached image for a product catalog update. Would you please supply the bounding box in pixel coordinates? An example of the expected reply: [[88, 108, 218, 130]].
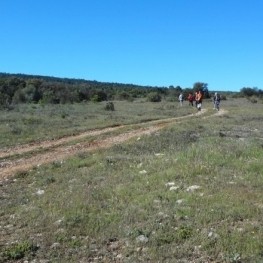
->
[[208, 231, 219, 239], [51, 242, 60, 249], [169, 186, 180, 191], [186, 185, 201, 192], [136, 235, 149, 243], [176, 199, 184, 204], [155, 153, 164, 156], [36, 189, 45, 195], [4, 224, 13, 229], [54, 219, 63, 225], [137, 163, 143, 168], [139, 170, 147, 174], [165, 182, 175, 187], [208, 231, 213, 238]]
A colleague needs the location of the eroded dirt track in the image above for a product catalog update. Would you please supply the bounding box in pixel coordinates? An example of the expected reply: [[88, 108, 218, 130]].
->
[[0, 109, 226, 179]]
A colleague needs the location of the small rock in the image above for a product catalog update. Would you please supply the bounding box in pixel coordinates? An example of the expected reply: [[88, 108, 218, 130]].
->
[[176, 199, 184, 204], [36, 189, 45, 195], [165, 182, 175, 187], [136, 235, 148, 243], [169, 186, 179, 191], [51, 242, 60, 249], [186, 185, 201, 192], [208, 231, 219, 239], [208, 231, 213, 238], [137, 163, 143, 168], [54, 219, 63, 225]]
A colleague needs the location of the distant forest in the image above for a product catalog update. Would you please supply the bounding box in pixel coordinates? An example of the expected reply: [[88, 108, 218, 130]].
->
[[0, 72, 260, 108]]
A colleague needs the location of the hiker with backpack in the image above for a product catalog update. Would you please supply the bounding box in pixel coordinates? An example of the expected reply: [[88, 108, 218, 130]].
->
[[178, 93, 183, 106], [213, 92, 221, 111]]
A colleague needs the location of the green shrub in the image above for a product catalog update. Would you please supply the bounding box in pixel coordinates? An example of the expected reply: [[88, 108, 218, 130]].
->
[[105, 101, 115, 111], [2, 241, 38, 260], [147, 92, 161, 102]]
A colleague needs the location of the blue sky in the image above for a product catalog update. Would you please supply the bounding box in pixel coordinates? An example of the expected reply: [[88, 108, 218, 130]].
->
[[1, 1, 263, 91]]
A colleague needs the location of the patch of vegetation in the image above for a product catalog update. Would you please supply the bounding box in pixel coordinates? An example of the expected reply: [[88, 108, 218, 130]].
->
[[104, 101, 115, 111], [0, 100, 194, 147], [1, 241, 38, 261]]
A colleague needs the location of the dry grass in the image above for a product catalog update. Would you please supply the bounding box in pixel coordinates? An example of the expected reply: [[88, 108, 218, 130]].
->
[[1, 98, 263, 262]]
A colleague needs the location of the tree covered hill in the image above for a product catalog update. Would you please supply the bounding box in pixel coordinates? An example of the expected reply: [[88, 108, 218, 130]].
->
[[0, 72, 171, 106], [1, 72, 250, 108]]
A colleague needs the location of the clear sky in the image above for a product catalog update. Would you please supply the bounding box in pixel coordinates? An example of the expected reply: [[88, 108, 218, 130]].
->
[[1, 1, 263, 91]]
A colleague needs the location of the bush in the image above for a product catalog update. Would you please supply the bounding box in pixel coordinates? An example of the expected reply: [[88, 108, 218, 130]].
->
[[105, 101, 115, 111], [2, 241, 38, 260], [248, 97, 257, 103], [147, 92, 161, 102]]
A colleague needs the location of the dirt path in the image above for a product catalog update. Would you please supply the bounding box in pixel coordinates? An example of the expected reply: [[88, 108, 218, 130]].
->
[[0, 109, 227, 179]]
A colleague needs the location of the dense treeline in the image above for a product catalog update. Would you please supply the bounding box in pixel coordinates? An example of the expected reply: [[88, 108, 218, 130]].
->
[[240, 87, 263, 97], [0, 73, 171, 107], [0, 72, 244, 108]]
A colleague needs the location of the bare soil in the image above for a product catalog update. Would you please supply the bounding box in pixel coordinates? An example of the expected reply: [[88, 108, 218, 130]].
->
[[0, 109, 226, 179]]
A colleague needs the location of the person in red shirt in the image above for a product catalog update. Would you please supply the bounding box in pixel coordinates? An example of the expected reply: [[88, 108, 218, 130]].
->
[[187, 93, 194, 106]]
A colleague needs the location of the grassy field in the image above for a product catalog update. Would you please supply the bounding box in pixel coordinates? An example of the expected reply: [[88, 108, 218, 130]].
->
[[0, 100, 194, 148], [1, 98, 263, 262]]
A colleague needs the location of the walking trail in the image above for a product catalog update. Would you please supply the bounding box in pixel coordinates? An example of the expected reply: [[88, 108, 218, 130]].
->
[[0, 109, 227, 179]]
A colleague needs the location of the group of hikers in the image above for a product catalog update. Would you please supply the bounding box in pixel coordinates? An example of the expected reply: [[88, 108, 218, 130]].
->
[[179, 91, 221, 111]]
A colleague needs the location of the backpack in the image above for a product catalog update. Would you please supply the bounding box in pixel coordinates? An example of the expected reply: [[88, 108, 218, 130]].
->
[[214, 94, 220, 102]]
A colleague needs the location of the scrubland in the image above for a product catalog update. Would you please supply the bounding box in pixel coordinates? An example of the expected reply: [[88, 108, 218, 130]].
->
[[1, 98, 263, 262]]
